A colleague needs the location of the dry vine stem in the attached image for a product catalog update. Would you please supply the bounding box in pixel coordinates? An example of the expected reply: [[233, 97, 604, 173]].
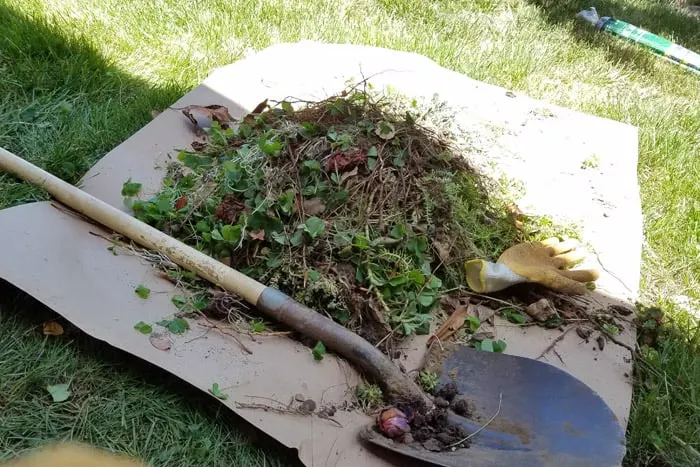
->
[[0, 146, 427, 406]]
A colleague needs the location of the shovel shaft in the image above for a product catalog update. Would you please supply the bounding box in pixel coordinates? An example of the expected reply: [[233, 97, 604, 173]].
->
[[0, 147, 426, 404]]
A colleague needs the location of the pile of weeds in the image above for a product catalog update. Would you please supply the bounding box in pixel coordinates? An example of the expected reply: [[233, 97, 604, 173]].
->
[[122, 86, 524, 351]]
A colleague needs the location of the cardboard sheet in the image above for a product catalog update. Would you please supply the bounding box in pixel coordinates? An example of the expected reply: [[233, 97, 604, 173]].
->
[[0, 42, 642, 466]]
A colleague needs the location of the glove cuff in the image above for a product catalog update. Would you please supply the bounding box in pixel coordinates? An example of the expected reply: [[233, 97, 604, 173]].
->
[[465, 259, 528, 293]]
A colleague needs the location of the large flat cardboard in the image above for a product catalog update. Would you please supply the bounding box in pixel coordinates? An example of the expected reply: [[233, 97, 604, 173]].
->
[[0, 42, 641, 466]]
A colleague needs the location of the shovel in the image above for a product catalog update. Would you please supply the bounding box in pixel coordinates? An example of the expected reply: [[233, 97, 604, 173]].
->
[[0, 147, 625, 466]]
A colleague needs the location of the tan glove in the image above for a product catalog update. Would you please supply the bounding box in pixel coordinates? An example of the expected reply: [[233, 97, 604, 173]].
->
[[465, 238, 600, 295], [1, 443, 145, 467]]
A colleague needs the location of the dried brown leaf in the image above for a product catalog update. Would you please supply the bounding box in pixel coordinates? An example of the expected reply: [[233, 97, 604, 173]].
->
[[340, 167, 359, 184], [302, 198, 326, 216], [150, 334, 172, 351], [181, 104, 233, 130], [42, 321, 64, 336], [576, 326, 593, 340], [433, 241, 451, 263], [250, 99, 269, 115], [525, 298, 559, 323], [174, 195, 188, 210], [473, 304, 496, 324], [427, 303, 470, 346]]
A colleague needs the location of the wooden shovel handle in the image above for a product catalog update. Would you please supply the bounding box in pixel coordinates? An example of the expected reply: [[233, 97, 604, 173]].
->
[[0, 147, 427, 405]]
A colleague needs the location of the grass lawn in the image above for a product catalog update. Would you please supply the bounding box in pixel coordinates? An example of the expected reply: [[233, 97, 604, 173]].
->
[[0, 0, 698, 465]]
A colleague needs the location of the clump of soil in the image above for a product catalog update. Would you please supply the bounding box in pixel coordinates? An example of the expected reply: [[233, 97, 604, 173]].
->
[[410, 406, 470, 450], [125, 85, 524, 352]]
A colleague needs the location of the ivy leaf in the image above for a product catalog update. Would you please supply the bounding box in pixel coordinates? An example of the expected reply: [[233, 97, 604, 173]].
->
[[302, 160, 321, 172], [211, 229, 223, 241], [389, 274, 409, 286], [303, 217, 325, 238], [157, 318, 190, 334], [258, 138, 282, 156], [333, 231, 353, 247], [353, 234, 370, 250], [367, 157, 377, 170], [278, 190, 296, 215], [121, 178, 142, 197], [408, 269, 425, 286], [290, 229, 304, 246], [178, 151, 212, 171], [407, 235, 428, 256], [281, 101, 294, 114], [367, 146, 378, 158], [46, 383, 71, 403], [312, 341, 326, 361], [375, 120, 396, 140], [426, 275, 442, 290], [493, 340, 507, 353], [195, 220, 211, 233], [466, 315, 481, 333], [418, 292, 436, 307], [171, 295, 187, 309], [221, 225, 243, 245], [135, 284, 151, 299], [133, 321, 153, 334], [271, 230, 288, 245], [503, 309, 527, 324], [479, 338, 494, 352], [209, 383, 228, 400], [266, 253, 283, 268], [250, 319, 266, 333], [390, 223, 406, 239], [308, 268, 320, 281], [299, 122, 317, 139]]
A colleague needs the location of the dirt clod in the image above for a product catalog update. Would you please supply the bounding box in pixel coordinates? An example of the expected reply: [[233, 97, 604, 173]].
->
[[576, 326, 593, 340], [423, 438, 443, 452], [435, 382, 459, 402], [451, 397, 472, 417], [214, 194, 246, 224], [299, 399, 317, 414], [435, 397, 449, 408]]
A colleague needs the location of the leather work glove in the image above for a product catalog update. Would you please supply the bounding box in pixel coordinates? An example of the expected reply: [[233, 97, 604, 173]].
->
[[465, 238, 600, 295], [1, 443, 145, 467]]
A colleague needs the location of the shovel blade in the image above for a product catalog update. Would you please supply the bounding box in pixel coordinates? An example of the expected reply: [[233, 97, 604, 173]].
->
[[365, 345, 626, 466]]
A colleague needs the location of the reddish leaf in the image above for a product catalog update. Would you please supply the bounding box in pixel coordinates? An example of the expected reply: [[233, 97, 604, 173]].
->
[[174, 195, 188, 210], [324, 150, 367, 173], [249, 230, 266, 241]]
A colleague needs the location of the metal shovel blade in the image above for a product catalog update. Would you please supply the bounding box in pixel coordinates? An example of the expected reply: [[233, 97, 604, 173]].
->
[[364, 345, 626, 466]]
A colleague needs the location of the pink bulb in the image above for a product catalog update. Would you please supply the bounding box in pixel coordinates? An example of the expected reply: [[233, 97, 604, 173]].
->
[[378, 408, 411, 438]]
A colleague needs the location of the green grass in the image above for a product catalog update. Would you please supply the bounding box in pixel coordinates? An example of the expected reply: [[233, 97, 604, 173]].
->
[[0, 0, 698, 465], [0, 287, 295, 465]]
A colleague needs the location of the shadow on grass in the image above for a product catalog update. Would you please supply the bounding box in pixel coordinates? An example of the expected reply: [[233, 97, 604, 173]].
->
[[525, 0, 700, 75], [0, 4, 183, 207], [0, 4, 297, 465]]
